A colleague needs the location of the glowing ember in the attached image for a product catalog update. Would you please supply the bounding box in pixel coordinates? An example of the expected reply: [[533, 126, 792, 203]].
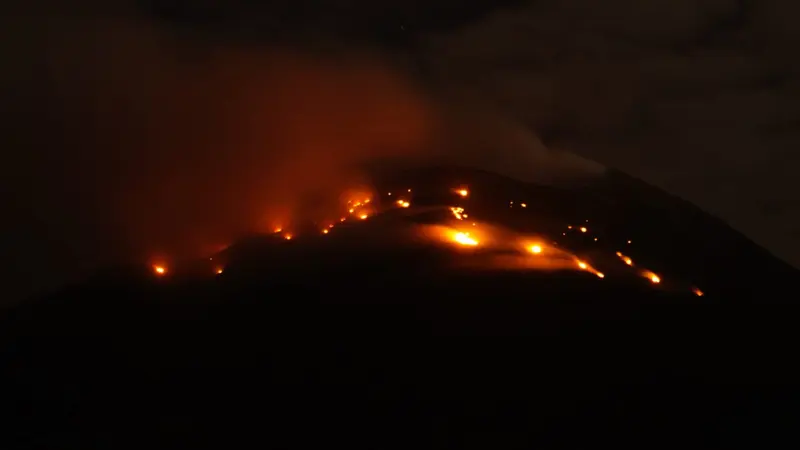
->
[[274, 227, 283, 233], [567, 225, 572, 229], [340, 217, 346, 222], [616, 251, 633, 266], [453, 232, 478, 246], [283, 233, 293, 240], [693, 287, 704, 296], [450, 207, 465, 220], [530, 244, 542, 254], [579, 227, 587, 233], [388, 192, 392, 196], [644, 272, 660, 284], [328, 224, 334, 228], [454, 188, 469, 197], [153, 265, 166, 276], [215, 267, 224, 275], [322, 229, 329, 234], [348, 208, 355, 213], [407, 189, 412, 192], [627, 240, 632, 244], [397, 200, 410, 208], [596, 272, 605, 279], [593, 237, 598, 242], [520, 203, 527, 208], [577, 261, 588, 270], [359, 213, 368, 220]]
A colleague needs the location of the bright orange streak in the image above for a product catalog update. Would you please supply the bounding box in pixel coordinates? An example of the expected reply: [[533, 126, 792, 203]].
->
[[577, 261, 588, 270], [340, 217, 346, 222], [450, 206, 465, 220], [649, 273, 660, 284], [616, 251, 633, 266], [454, 188, 469, 197], [274, 227, 282, 233], [596, 272, 605, 279], [520, 203, 527, 208], [453, 232, 478, 246]]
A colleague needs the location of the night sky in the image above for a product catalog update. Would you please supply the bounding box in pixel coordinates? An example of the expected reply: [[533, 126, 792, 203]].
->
[[2, 0, 799, 303]]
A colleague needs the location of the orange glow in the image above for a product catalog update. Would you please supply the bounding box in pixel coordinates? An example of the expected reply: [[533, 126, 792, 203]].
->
[[397, 200, 410, 208], [453, 188, 469, 197], [359, 213, 368, 220], [642, 271, 660, 284], [153, 265, 166, 276], [322, 229, 329, 234], [348, 208, 355, 213], [328, 223, 334, 228], [274, 227, 283, 233], [693, 287, 704, 296], [616, 251, 633, 266], [340, 217, 346, 222], [596, 272, 605, 279], [579, 227, 587, 233], [577, 261, 588, 270], [530, 244, 542, 254], [450, 206, 465, 220], [453, 232, 478, 246], [283, 233, 293, 240], [215, 267, 224, 275], [520, 203, 527, 208]]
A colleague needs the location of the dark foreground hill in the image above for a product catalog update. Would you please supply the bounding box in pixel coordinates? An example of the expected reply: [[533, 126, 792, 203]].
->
[[2, 166, 799, 449]]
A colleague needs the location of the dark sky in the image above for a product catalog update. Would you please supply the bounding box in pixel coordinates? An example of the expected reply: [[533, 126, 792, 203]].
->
[[2, 0, 799, 303]]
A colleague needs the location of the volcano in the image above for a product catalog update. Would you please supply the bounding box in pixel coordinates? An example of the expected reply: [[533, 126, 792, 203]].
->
[[2, 165, 799, 448]]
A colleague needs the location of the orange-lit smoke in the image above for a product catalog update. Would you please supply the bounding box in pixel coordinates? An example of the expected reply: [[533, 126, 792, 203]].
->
[[4, 12, 437, 291]]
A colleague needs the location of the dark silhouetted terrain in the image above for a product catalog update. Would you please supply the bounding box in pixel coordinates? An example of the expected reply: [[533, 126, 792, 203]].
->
[[2, 166, 798, 449]]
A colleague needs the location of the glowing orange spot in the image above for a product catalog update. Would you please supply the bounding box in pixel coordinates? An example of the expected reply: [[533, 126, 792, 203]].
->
[[388, 192, 392, 196], [648, 273, 660, 284], [593, 237, 598, 242], [693, 287, 704, 297], [322, 229, 329, 234], [274, 227, 282, 233], [215, 267, 224, 275], [397, 200, 410, 208], [616, 251, 633, 266], [359, 214, 368, 220], [153, 265, 166, 276], [530, 245, 542, 254], [340, 217, 346, 222], [348, 208, 355, 213], [284, 234, 293, 240], [521, 203, 527, 208], [453, 232, 478, 246], [627, 240, 632, 244], [577, 261, 588, 270], [453, 188, 469, 197], [579, 227, 587, 233], [596, 272, 605, 279], [567, 225, 572, 229], [450, 206, 465, 220]]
